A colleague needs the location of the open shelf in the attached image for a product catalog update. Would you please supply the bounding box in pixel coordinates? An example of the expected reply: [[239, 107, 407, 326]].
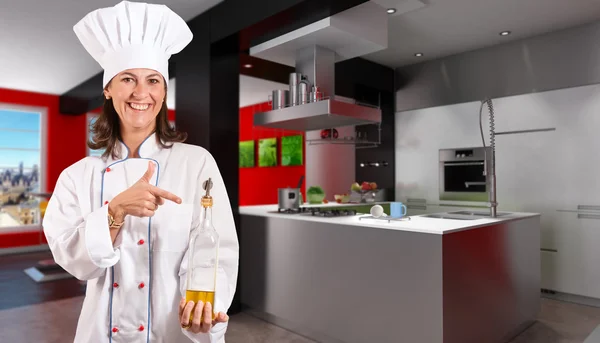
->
[[305, 124, 382, 149]]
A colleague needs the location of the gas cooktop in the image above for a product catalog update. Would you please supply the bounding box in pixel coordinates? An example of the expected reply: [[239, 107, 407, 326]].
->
[[309, 209, 357, 217], [277, 207, 308, 214], [277, 207, 357, 217]]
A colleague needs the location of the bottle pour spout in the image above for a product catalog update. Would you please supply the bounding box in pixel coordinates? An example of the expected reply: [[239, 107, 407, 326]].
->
[[202, 178, 213, 208]]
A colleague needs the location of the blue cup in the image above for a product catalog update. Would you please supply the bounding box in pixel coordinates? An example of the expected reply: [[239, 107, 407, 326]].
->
[[391, 202, 407, 218]]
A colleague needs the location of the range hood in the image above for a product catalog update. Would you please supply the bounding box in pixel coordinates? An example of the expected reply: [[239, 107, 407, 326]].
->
[[253, 96, 381, 131], [249, 2, 388, 131]]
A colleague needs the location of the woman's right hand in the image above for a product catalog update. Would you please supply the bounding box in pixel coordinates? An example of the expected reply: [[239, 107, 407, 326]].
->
[[108, 161, 182, 222]]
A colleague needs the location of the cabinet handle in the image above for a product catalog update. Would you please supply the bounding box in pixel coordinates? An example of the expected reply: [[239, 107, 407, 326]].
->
[[433, 203, 489, 209], [578, 205, 600, 212], [556, 207, 600, 214], [495, 127, 556, 135], [541, 248, 558, 253], [407, 205, 427, 210], [578, 213, 600, 220], [443, 162, 484, 167]]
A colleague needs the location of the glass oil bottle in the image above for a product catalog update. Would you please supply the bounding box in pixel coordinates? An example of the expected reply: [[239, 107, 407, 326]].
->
[[185, 177, 219, 321]]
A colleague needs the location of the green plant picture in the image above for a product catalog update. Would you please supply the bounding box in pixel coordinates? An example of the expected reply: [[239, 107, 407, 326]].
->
[[281, 135, 303, 166], [258, 138, 277, 167], [239, 140, 255, 168]]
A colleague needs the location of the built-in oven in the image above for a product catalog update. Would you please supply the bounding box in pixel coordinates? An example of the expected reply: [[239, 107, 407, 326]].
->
[[439, 147, 491, 202]]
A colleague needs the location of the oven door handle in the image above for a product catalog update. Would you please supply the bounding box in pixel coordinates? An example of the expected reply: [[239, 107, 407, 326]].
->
[[443, 162, 485, 166], [464, 181, 487, 188]]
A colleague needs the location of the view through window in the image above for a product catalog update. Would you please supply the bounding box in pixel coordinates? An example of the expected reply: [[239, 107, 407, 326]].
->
[[0, 107, 44, 229]]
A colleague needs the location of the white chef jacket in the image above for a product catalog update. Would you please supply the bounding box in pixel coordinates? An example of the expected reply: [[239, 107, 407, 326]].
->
[[43, 134, 239, 343]]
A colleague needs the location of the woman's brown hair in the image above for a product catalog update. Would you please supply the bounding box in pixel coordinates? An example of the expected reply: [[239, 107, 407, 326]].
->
[[88, 97, 188, 159]]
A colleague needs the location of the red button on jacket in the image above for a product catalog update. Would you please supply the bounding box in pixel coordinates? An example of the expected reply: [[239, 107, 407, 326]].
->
[[112, 327, 118, 333], [106, 167, 111, 172], [139, 325, 145, 331], [138, 239, 145, 245], [139, 282, 145, 289], [113, 283, 119, 288]]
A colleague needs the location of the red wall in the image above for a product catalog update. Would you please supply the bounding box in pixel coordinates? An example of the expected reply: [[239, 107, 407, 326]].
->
[[0, 87, 86, 248], [239, 102, 306, 205]]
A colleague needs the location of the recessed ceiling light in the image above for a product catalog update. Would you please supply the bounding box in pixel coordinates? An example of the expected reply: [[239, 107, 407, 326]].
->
[[414, 53, 423, 57], [386, 8, 396, 14], [499, 31, 511, 36], [243, 64, 253, 68]]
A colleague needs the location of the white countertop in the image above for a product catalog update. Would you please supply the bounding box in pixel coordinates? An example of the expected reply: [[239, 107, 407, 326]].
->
[[239, 204, 540, 235]]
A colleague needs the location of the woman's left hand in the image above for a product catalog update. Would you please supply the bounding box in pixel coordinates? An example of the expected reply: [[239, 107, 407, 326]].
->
[[179, 298, 229, 333]]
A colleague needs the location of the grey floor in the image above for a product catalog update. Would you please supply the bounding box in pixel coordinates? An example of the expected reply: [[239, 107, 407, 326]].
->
[[1, 296, 600, 342]]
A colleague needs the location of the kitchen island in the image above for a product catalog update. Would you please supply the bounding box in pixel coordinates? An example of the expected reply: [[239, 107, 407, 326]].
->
[[239, 203, 541, 343]]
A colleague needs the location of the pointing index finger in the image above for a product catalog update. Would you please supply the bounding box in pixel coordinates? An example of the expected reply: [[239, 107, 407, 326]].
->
[[149, 185, 182, 204]]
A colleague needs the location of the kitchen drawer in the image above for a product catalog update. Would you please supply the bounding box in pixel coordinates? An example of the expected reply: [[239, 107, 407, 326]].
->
[[539, 208, 600, 300], [579, 213, 600, 299], [546, 211, 586, 297]]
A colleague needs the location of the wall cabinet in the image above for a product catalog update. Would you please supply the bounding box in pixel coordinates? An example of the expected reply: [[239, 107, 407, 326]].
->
[[395, 102, 488, 205], [550, 93, 600, 298], [493, 99, 600, 298]]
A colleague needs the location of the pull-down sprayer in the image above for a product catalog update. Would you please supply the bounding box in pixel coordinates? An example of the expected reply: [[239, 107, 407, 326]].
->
[[479, 99, 498, 218]]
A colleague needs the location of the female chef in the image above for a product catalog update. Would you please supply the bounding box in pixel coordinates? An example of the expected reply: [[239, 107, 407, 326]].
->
[[42, 1, 239, 342]]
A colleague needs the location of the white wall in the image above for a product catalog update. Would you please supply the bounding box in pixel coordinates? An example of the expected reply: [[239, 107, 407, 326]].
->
[[165, 75, 288, 110], [239, 75, 288, 108], [395, 83, 600, 300]]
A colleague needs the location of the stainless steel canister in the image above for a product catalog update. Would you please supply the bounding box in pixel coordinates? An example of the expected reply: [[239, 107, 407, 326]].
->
[[289, 73, 302, 106], [298, 80, 309, 105], [271, 89, 289, 110]]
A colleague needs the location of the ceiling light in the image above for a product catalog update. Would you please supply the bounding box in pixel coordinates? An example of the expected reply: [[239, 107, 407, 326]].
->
[[414, 53, 423, 57], [499, 31, 511, 36], [243, 64, 253, 68], [386, 8, 396, 14]]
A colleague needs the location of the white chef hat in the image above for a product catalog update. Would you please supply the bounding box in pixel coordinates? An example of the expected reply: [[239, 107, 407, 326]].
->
[[73, 1, 193, 89]]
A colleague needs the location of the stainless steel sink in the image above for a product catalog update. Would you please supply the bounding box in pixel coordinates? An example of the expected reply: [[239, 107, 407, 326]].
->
[[447, 210, 509, 217], [421, 210, 511, 220], [420, 214, 478, 220]]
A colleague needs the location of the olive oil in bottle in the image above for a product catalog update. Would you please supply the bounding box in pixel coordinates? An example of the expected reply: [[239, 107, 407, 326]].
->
[[185, 290, 215, 319]]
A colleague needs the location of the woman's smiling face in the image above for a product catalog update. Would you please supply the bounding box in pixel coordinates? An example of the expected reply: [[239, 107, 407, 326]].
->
[[103, 68, 166, 132]]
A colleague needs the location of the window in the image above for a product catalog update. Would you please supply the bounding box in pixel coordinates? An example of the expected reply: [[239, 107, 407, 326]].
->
[[0, 104, 47, 231], [87, 113, 176, 157]]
